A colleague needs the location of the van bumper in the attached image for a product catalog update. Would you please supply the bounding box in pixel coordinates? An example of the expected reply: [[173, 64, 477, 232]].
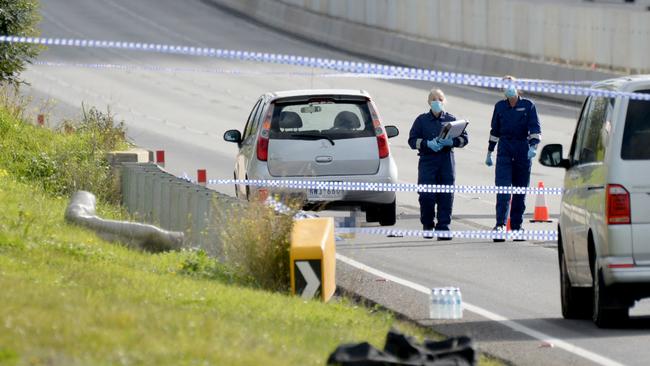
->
[[601, 257, 650, 285]]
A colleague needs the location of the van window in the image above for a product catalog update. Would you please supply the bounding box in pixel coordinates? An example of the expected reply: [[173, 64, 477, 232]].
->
[[621, 90, 650, 160], [570, 98, 591, 165], [269, 101, 374, 140], [578, 97, 612, 164]]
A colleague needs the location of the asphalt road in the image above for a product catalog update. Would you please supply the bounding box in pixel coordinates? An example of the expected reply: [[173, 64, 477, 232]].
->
[[23, 0, 650, 365]]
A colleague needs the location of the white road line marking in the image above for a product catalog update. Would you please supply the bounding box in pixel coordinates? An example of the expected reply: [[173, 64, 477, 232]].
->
[[336, 253, 625, 366]]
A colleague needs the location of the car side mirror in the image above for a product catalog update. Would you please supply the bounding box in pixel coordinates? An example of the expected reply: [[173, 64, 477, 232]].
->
[[223, 129, 242, 144], [539, 144, 570, 169], [385, 125, 399, 139]]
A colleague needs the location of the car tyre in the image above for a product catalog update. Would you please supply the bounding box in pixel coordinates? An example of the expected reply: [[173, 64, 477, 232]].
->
[[366, 206, 380, 223], [378, 199, 396, 226], [593, 268, 629, 328], [560, 249, 592, 319]]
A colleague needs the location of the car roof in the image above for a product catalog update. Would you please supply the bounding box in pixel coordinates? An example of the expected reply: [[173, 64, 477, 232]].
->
[[592, 74, 650, 92], [266, 89, 371, 101]]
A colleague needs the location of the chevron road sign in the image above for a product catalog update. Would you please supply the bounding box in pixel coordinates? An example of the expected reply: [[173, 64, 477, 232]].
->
[[294, 260, 322, 299]]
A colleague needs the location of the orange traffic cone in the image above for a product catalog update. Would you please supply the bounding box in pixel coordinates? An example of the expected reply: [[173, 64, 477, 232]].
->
[[530, 181, 553, 223]]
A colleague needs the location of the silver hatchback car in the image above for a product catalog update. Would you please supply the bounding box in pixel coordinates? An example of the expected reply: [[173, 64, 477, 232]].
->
[[223, 89, 399, 226]]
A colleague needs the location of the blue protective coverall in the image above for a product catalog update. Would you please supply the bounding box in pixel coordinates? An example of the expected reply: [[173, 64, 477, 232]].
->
[[408, 111, 469, 230], [488, 97, 541, 230]]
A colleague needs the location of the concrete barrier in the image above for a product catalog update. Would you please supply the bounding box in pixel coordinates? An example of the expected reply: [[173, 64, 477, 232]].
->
[[206, 0, 625, 85]]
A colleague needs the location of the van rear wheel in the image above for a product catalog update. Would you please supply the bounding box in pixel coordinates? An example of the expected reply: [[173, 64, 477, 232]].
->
[[593, 268, 629, 328]]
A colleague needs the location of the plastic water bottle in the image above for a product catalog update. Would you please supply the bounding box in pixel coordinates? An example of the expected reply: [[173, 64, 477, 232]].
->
[[430, 289, 441, 319], [441, 288, 451, 319], [446, 288, 455, 319], [454, 287, 463, 319]]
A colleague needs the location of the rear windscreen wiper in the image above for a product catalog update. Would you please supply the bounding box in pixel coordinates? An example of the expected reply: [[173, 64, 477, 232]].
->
[[290, 134, 335, 146]]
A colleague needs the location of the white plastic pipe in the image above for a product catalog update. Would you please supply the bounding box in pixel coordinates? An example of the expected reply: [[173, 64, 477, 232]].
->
[[65, 190, 184, 252]]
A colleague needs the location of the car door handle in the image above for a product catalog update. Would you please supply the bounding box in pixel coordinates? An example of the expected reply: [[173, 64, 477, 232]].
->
[[587, 186, 604, 191], [315, 156, 333, 163]]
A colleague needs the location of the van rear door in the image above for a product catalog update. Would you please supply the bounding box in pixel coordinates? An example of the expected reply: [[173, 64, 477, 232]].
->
[[620, 90, 650, 265]]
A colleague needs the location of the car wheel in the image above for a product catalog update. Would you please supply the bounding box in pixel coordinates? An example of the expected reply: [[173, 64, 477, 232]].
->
[[366, 206, 380, 223], [592, 267, 629, 328], [560, 248, 592, 319], [378, 199, 396, 226]]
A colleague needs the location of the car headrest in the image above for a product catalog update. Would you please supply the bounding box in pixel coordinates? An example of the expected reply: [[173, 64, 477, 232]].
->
[[333, 111, 361, 129], [279, 111, 303, 129]]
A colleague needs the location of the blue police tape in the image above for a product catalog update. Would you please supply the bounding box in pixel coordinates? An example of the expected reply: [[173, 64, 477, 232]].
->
[[264, 196, 316, 219], [4, 35, 650, 101], [207, 178, 563, 195]]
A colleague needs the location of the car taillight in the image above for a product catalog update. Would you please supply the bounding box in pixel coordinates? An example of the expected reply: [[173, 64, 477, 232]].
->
[[256, 105, 274, 161], [606, 184, 631, 225], [369, 102, 390, 159], [377, 134, 389, 159]]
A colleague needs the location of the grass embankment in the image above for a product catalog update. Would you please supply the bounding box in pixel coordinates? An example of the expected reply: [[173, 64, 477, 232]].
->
[[0, 96, 501, 365]]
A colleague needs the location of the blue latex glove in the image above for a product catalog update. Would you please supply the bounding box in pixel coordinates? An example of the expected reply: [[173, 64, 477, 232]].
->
[[485, 152, 493, 167], [527, 146, 537, 160], [439, 137, 454, 147], [427, 139, 443, 152]]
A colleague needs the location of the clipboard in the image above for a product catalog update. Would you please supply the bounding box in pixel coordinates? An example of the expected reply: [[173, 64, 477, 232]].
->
[[438, 120, 469, 139]]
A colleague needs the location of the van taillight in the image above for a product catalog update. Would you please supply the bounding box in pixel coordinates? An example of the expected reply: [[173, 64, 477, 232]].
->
[[256, 105, 274, 161], [607, 184, 631, 225], [369, 102, 390, 159], [377, 134, 389, 159]]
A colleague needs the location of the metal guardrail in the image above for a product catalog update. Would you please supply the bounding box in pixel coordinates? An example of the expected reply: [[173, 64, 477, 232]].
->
[[119, 163, 245, 256]]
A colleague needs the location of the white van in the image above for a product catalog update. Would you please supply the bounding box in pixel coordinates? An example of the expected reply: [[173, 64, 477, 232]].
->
[[540, 75, 650, 328]]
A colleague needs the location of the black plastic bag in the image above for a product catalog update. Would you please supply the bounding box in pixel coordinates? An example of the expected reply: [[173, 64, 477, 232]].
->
[[327, 329, 476, 366]]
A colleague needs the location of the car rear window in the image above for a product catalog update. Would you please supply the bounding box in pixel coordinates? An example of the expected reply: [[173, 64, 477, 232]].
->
[[621, 90, 650, 160], [269, 100, 374, 140]]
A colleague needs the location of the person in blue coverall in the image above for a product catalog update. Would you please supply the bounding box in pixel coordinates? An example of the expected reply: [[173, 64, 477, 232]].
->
[[485, 76, 541, 242], [409, 88, 469, 240]]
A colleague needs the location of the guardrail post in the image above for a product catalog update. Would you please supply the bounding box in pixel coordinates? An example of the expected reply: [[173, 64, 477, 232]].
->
[[290, 217, 336, 302]]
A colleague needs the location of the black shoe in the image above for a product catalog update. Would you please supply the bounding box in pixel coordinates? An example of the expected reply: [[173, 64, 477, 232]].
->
[[512, 228, 526, 242], [436, 227, 452, 241], [423, 225, 434, 239], [492, 225, 506, 242]]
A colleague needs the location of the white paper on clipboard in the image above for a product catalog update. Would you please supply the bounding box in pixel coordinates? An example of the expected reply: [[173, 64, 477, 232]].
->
[[438, 120, 469, 139]]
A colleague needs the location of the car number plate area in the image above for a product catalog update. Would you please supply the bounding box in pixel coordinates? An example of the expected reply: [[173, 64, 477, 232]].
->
[[307, 188, 344, 201]]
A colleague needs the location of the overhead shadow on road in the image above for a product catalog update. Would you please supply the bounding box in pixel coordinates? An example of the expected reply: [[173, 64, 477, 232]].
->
[[337, 239, 558, 251], [397, 213, 560, 221]]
